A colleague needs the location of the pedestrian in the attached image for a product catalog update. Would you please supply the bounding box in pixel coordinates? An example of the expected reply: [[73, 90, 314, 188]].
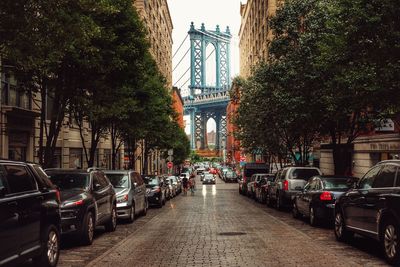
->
[[182, 175, 189, 196], [189, 174, 196, 196]]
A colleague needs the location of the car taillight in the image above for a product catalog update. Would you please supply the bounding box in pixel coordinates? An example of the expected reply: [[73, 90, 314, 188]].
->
[[320, 191, 332, 201], [283, 180, 289, 191]]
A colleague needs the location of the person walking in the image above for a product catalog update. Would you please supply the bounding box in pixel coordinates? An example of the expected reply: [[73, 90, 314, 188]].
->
[[182, 175, 189, 196], [189, 174, 196, 196]]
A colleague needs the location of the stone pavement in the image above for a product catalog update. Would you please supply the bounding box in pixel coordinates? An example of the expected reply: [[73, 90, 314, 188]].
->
[[85, 177, 388, 267]]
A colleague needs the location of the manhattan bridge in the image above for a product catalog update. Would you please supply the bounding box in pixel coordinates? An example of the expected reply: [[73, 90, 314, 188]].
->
[[173, 22, 232, 156]]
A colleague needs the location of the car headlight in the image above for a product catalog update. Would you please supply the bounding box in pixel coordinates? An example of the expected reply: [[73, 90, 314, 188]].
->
[[117, 194, 129, 203]]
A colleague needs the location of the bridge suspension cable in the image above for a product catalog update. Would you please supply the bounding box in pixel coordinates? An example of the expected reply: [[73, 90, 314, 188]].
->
[[179, 49, 216, 90], [172, 34, 188, 59], [173, 66, 190, 87], [172, 47, 190, 72]]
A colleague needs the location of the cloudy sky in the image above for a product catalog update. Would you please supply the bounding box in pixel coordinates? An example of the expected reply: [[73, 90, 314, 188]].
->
[[167, 0, 244, 133]]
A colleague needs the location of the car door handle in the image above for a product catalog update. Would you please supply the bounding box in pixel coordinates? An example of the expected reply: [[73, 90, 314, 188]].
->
[[8, 201, 17, 207]]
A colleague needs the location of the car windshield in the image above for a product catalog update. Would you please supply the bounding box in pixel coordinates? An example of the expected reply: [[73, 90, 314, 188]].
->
[[107, 174, 129, 188], [322, 178, 350, 190], [143, 176, 159, 186], [226, 172, 237, 178], [205, 174, 214, 179], [290, 169, 320, 180], [47, 173, 89, 190]]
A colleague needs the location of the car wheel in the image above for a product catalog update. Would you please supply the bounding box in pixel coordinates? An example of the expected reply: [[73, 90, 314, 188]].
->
[[32, 224, 60, 267], [309, 207, 318, 226], [266, 192, 272, 207], [81, 211, 95, 245], [292, 202, 300, 219], [381, 218, 400, 265], [276, 192, 282, 211], [334, 211, 353, 242], [127, 205, 135, 223], [105, 205, 117, 232], [142, 199, 148, 216]]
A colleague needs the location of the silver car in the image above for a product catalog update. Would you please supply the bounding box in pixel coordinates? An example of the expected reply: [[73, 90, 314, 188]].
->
[[104, 170, 148, 223]]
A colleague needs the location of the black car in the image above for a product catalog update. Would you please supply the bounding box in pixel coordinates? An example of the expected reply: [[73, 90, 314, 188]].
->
[[202, 173, 216, 184], [0, 160, 61, 267], [45, 168, 117, 245], [292, 175, 356, 226], [334, 160, 400, 265], [224, 170, 238, 183], [143, 176, 166, 208]]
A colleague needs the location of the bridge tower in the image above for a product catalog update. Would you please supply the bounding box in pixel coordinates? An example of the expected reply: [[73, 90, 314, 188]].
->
[[183, 22, 232, 156]]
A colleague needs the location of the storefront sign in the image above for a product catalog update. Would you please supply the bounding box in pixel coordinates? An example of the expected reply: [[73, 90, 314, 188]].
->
[[370, 143, 400, 151]]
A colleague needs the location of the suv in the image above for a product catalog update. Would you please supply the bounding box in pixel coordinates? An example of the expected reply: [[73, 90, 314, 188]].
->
[[45, 168, 117, 245], [247, 174, 268, 198], [334, 160, 400, 265], [104, 170, 147, 223], [0, 160, 61, 267], [267, 167, 321, 210]]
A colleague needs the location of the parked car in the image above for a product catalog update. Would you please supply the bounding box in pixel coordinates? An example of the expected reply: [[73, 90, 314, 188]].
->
[[255, 174, 276, 203], [143, 176, 166, 208], [104, 170, 147, 223], [247, 174, 269, 198], [164, 176, 176, 199], [0, 160, 61, 267], [169, 175, 181, 194], [45, 168, 117, 245], [292, 175, 356, 226], [240, 163, 269, 195], [202, 173, 216, 184], [334, 160, 400, 265], [220, 167, 230, 180], [267, 167, 322, 210], [224, 170, 238, 183]]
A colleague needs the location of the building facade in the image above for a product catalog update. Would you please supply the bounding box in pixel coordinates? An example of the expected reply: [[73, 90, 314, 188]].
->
[[239, 0, 278, 78], [134, 0, 173, 87], [133, 0, 174, 175], [319, 121, 400, 178], [0, 59, 121, 169]]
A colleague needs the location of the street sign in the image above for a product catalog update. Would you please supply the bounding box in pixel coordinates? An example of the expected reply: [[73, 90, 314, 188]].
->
[[167, 162, 173, 169], [168, 149, 174, 156], [167, 155, 173, 162]]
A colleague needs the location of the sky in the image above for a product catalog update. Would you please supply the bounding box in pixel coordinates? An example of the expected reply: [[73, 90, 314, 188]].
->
[[167, 0, 244, 135]]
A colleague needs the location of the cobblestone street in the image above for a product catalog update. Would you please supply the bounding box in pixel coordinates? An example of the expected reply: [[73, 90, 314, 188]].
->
[[33, 176, 388, 267]]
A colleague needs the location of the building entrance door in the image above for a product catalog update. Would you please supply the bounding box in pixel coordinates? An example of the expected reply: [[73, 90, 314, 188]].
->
[[8, 131, 29, 161]]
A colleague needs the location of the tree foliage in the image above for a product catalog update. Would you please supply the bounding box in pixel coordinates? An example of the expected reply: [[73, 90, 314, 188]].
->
[[234, 0, 400, 173]]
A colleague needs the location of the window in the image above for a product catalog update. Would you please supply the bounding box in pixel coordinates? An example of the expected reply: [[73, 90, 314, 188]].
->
[[359, 166, 382, 189], [4, 165, 37, 194], [96, 172, 109, 188], [373, 165, 397, 188]]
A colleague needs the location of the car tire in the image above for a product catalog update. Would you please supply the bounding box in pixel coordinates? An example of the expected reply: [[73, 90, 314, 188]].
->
[[127, 205, 135, 223], [276, 192, 283, 211], [81, 211, 95, 245], [142, 199, 148, 216], [292, 202, 300, 219], [266, 193, 272, 207], [105, 205, 117, 232], [32, 224, 60, 267], [334, 211, 353, 242], [309, 207, 318, 226], [381, 218, 400, 265]]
